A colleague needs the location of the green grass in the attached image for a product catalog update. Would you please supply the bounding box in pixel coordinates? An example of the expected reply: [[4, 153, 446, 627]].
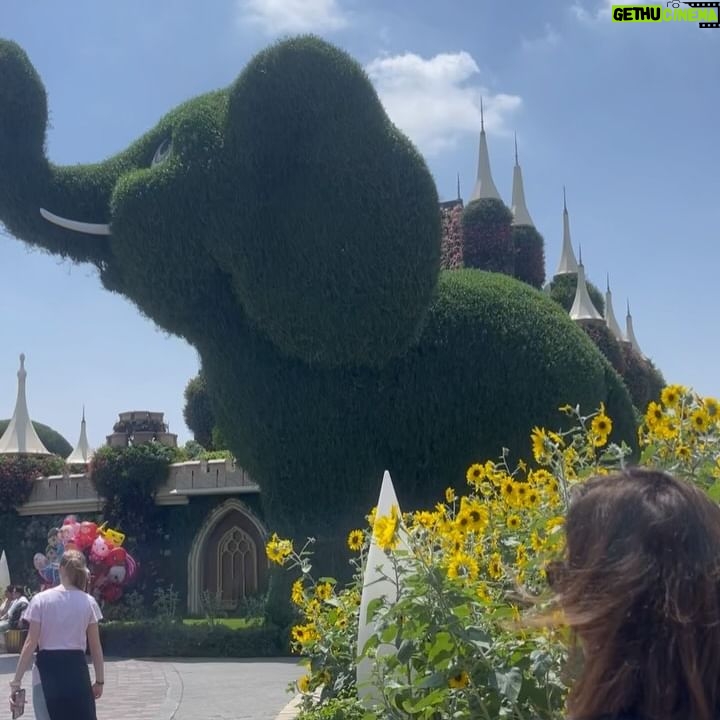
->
[[182, 617, 263, 629]]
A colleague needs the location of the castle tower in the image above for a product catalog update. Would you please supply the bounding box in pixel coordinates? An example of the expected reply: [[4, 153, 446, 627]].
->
[[470, 98, 501, 201], [625, 301, 645, 357], [510, 134, 534, 226], [555, 187, 579, 276], [0, 354, 50, 455], [569, 249, 603, 323], [66, 407, 94, 465], [604, 274, 625, 342]]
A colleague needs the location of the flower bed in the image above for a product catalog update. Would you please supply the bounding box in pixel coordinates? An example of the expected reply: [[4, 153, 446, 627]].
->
[[269, 386, 720, 719]]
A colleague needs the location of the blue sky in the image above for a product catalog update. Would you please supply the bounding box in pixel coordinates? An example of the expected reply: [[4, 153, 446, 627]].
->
[[1, 0, 718, 450]]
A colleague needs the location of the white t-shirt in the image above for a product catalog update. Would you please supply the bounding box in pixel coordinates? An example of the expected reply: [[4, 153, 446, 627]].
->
[[23, 585, 102, 652]]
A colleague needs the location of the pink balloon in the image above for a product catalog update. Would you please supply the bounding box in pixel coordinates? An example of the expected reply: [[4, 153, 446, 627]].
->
[[125, 553, 138, 582], [90, 536, 111, 563]]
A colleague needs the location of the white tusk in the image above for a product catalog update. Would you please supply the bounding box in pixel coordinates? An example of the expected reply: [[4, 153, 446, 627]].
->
[[40, 208, 111, 236]]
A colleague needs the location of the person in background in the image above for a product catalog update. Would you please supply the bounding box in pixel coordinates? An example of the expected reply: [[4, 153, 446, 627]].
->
[[548, 468, 720, 720], [9, 550, 104, 720], [0, 585, 28, 632], [0, 586, 12, 618]]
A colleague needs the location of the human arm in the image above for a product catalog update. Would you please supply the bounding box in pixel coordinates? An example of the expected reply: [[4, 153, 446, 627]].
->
[[87, 621, 105, 699], [10, 620, 40, 689]]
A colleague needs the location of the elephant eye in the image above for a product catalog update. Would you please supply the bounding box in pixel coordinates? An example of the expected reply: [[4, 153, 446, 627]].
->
[[151, 138, 173, 167]]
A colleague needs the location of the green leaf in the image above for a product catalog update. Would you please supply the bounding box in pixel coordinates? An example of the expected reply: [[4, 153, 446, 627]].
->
[[708, 481, 720, 502], [494, 667, 522, 702], [416, 672, 447, 689], [427, 632, 454, 664], [397, 639, 415, 664]]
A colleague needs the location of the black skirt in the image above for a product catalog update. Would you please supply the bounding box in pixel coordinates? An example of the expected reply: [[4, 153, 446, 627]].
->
[[35, 650, 96, 720]]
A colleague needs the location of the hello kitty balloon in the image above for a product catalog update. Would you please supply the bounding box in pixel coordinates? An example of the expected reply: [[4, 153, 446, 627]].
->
[[90, 535, 111, 564], [107, 565, 126, 585]]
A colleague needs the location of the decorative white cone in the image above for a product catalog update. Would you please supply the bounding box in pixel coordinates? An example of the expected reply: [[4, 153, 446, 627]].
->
[[0, 551, 11, 589], [356, 470, 410, 707]]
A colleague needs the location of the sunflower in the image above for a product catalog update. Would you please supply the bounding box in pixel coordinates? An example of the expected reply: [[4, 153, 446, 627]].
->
[[691, 408, 710, 433], [445, 487, 457, 504], [315, 582, 333, 601], [466, 463, 485, 486], [590, 412, 613, 446], [488, 552, 504, 580], [501, 479, 516, 502], [347, 529, 365, 551], [704, 397, 720, 419], [646, 401, 665, 428], [448, 671, 470, 689], [526, 489, 540, 508], [661, 385, 685, 408], [447, 553, 479, 582], [476, 582, 491, 603], [291, 579, 305, 606], [515, 483, 528, 504], [531, 427, 551, 464], [530, 530, 543, 552], [675, 445, 692, 461], [506, 514, 521, 531], [373, 505, 400, 551], [297, 675, 311, 693], [291, 623, 318, 645], [266, 533, 293, 565], [515, 543, 528, 567]]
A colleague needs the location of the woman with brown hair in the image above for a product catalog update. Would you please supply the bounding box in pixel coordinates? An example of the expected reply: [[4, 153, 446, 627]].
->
[[9, 549, 104, 720], [549, 467, 720, 720]]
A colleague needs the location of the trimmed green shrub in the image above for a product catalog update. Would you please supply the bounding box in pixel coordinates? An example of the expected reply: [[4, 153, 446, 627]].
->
[[202, 270, 637, 543], [549, 272, 605, 315], [440, 203, 464, 270], [462, 198, 515, 275], [511, 225, 545, 288], [90, 444, 174, 531], [0, 420, 72, 458], [99, 620, 289, 657], [621, 345, 665, 411], [581, 322, 626, 376], [183, 372, 215, 448], [220, 36, 441, 367], [0, 37, 440, 368], [0, 455, 65, 512]]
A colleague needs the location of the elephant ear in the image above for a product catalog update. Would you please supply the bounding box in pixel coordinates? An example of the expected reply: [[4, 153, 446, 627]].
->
[[218, 35, 441, 369]]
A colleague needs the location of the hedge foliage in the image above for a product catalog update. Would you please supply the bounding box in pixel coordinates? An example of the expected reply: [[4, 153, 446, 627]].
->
[[0, 455, 65, 512], [99, 620, 289, 657], [183, 372, 215, 448], [580, 322, 626, 376], [621, 345, 665, 411], [222, 36, 441, 367], [0, 420, 72, 458], [0, 37, 440, 369], [440, 203, 464, 270], [90, 444, 174, 531], [511, 225, 545, 289], [462, 199, 514, 275], [549, 272, 605, 316], [202, 270, 637, 546]]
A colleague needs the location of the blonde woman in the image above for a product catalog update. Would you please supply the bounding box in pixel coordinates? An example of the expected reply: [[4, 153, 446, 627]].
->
[[9, 550, 104, 720]]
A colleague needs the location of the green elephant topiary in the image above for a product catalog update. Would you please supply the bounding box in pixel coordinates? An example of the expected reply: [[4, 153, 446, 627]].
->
[[0, 37, 637, 543]]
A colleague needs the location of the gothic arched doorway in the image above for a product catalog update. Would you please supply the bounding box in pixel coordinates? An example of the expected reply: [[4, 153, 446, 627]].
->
[[187, 499, 268, 614]]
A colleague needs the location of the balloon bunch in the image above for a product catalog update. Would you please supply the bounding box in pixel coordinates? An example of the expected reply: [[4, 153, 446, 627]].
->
[[32, 515, 138, 604]]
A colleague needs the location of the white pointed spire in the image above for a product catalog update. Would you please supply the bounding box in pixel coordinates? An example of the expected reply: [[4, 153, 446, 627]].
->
[[0, 354, 50, 455], [511, 133, 534, 227], [569, 249, 603, 322], [604, 274, 625, 342], [470, 98, 501, 201], [66, 406, 94, 465], [555, 187, 579, 276], [625, 300, 645, 357]]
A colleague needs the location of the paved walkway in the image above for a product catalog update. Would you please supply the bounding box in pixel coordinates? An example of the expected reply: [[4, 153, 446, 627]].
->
[[0, 655, 303, 719]]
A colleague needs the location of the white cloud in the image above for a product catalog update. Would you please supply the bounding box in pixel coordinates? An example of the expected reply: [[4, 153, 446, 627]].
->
[[571, 0, 612, 23], [237, 0, 348, 35], [365, 51, 522, 157], [521, 23, 560, 51]]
